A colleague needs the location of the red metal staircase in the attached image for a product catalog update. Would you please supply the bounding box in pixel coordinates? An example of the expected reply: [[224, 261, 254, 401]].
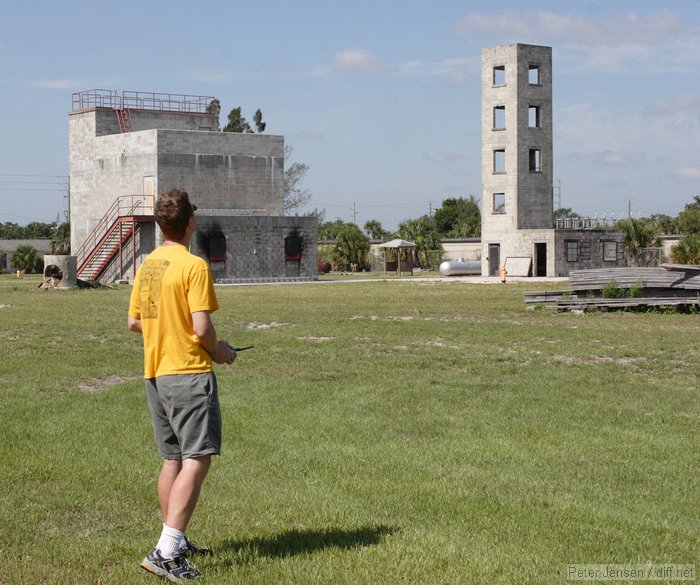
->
[[76, 195, 154, 282]]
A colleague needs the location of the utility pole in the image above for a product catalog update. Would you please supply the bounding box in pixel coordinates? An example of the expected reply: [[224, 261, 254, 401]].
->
[[351, 202, 357, 225], [428, 201, 433, 217], [628, 200, 631, 221]]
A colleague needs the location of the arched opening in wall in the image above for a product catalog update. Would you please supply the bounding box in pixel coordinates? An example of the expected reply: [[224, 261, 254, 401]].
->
[[41, 255, 77, 288], [284, 229, 303, 277], [44, 264, 64, 285]]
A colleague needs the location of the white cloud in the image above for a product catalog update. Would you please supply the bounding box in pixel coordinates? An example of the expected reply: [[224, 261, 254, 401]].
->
[[454, 10, 700, 72], [589, 149, 646, 167], [31, 76, 123, 91], [292, 130, 326, 144], [454, 10, 692, 47], [646, 92, 700, 115], [32, 78, 81, 90], [333, 48, 385, 74], [395, 56, 478, 85], [185, 69, 234, 83], [676, 167, 700, 181], [422, 150, 469, 164]]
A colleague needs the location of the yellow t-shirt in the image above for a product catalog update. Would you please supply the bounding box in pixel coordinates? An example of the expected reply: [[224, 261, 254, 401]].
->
[[128, 244, 220, 378]]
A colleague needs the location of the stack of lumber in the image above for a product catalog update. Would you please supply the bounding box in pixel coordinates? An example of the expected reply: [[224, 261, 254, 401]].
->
[[522, 290, 570, 306], [556, 296, 698, 311], [569, 266, 700, 293], [525, 264, 700, 311]]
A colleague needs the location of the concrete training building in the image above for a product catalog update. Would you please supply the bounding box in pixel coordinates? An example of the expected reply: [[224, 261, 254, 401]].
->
[[69, 89, 317, 283], [480, 43, 625, 277]]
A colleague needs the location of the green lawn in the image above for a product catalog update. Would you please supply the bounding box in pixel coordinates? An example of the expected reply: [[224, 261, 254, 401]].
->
[[0, 275, 697, 584]]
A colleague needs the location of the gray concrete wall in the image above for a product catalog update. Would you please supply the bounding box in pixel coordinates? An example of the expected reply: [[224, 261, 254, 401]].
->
[[191, 215, 318, 281], [514, 45, 553, 230], [69, 108, 284, 257], [156, 130, 284, 216], [440, 239, 482, 261], [482, 229, 556, 277], [554, 230, 626, 277], [93, 108, 218, 136], [69, 109, 159, 252], [0, 239, 53, 272]]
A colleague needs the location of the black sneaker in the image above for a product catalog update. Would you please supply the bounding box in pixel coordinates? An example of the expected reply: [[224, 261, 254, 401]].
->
[[181, 535, 211, 557], [141, 547, 203, 582]]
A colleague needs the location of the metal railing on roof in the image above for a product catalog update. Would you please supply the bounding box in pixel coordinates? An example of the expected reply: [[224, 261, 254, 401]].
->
[[555, 217, 618, 230], [72, 90, 217, 114]]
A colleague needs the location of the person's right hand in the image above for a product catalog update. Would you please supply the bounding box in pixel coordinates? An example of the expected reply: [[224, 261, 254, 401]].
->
[[213, 340, 236, 365]]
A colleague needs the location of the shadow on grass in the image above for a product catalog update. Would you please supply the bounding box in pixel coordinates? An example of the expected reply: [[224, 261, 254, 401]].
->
[[216, 525, 398, 565]]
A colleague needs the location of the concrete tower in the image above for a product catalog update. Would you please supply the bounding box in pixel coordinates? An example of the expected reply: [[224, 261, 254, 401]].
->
[[480, 44, 555, 276]]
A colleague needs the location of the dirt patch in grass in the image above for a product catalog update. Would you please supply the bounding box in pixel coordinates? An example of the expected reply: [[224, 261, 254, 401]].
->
[[246, 322, 288, 330], [78, 375, 140, 393], [549, 355, 645, 367]]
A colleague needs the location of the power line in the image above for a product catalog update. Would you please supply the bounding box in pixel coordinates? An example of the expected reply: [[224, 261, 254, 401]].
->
[[0, 173, 68, 178], [0, 180, 66, 185], [0, 187, 65, 192]]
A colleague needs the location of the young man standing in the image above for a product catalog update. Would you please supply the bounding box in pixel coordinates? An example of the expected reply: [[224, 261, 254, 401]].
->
[[128, 188, 235, 581]]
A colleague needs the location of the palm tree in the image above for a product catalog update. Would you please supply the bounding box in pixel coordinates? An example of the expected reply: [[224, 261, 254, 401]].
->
[[671, 234, 700, 265], [620, 219, 660, 266], [363, 219, 388, 240], [11, 244, 40, 273], [333, 224, 370, 270], [398, 216, 441, 267], [51, 222, 71, 255]]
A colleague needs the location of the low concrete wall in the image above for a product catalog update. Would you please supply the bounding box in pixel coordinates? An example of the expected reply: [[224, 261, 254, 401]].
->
[[191, 215, 318, 281], [0, 240, 53, 272]]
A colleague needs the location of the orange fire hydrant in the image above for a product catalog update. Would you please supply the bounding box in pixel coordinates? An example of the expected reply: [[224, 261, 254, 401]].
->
[[499, 266, 507, 283]]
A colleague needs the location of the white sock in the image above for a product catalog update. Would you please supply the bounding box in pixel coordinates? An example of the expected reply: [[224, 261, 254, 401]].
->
[[156, 524, 185, 558], [179, 534, 189, 552]]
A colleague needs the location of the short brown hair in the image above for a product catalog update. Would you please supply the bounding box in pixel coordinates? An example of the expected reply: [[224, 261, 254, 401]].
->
[[155, 189, 197, 241]]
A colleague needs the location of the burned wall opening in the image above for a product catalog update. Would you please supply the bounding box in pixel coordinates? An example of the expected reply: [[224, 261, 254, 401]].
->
[[284, 229, 303, 277], [197, 225, 227, 262]]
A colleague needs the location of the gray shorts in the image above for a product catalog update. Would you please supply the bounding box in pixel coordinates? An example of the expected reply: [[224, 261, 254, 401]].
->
[[145, 372, 222, 460]]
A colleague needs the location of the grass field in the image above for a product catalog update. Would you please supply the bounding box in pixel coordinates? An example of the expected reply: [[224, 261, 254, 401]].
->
[[0, 274, 697, 584]]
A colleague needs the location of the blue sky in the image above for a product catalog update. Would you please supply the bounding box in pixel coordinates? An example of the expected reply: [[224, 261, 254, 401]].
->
[[1, 0, 699, 231]]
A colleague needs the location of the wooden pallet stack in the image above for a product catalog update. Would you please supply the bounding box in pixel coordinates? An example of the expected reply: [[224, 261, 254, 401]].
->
[[525, 265, 700, 311]]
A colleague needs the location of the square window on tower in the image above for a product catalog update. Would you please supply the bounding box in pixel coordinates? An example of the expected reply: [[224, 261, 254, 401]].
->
[[493, 106, 505, 130], [529, 65, 540, 85], [528, 106, 541, 128], [493, 193, 506, 214], [493, 66, 505, 86], [494, 149, 506, 173]]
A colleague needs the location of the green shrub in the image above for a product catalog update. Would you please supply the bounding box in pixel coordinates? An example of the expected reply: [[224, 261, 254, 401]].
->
[[11, 244, 41, 273], [628, 280, 644, 298], [601, 279, 625, 298], [671, 234, 700, 264]]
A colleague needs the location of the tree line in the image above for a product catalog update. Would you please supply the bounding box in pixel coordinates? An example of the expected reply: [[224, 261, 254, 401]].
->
[[0, 221, 58, 239], [0, 221, 70, 273], [318, 195, 700, 272], [318, 196, 481, 271]]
